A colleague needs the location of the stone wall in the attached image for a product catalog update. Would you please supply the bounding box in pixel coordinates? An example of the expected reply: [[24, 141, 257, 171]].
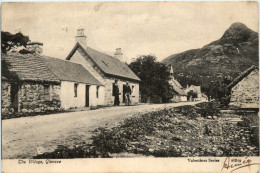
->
[[104, 77, 140, 105], [1, 80, 11, 114], [229, 69, 259, 108], [19, 82, 61, 113]]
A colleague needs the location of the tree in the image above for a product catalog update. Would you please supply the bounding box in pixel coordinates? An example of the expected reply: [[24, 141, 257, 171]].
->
[[1, 31, 30, 54], [128, 55, 174, 103], [208, 77, 232, 106], [2, 59, 19, 81]]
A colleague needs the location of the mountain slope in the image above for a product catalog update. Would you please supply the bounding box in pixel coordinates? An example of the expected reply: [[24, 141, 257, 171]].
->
[[162, 23, 259, 90]]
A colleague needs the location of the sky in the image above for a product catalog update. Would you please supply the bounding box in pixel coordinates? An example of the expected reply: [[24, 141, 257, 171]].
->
[[2, 2, 258, 62]]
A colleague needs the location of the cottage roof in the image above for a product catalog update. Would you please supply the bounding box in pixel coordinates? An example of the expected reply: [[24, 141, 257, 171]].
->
[[2, 53, 60, 83], [186, 85, 201, 94], [169, 77, 187, 96], [66, 43, 141, 82], [43, 56, 103, 86], [227, 65, 258, 89]]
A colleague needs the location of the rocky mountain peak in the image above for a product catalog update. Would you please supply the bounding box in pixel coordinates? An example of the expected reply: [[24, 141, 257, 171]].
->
[[162, 22, 258, 91], [219, 22, 258, 45]]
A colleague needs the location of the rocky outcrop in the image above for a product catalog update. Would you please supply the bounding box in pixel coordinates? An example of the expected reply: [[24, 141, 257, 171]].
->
[[162, 23, 259, 89]]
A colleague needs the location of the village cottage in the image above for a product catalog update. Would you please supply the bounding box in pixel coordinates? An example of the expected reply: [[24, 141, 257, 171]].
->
[[66, 29, 141, 105], [185, 85, 202, 101], [2, 53, 61, 115], [168, 65, 187, 102], [228, 65, 259, 109], [43, 56, 104, 109], [2, 51, 104, 115]]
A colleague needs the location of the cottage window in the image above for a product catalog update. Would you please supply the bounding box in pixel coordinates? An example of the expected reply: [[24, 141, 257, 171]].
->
[[74, 83, 78, 97], [96, 86, 99, 98]]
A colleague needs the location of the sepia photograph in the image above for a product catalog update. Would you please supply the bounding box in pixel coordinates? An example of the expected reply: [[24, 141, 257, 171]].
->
[[1, 1, 259, 173]]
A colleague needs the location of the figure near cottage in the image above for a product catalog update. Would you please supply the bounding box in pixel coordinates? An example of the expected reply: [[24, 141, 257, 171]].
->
[[113, 80, 120, 106], [125, 82, 132, 106]]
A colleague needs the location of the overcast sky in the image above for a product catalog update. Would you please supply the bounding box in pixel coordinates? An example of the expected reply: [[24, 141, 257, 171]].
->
[[2, 2, 258, 62]]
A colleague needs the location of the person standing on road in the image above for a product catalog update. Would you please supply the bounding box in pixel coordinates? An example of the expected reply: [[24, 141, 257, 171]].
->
[[113, 80, 120, 106], [125, 82, 132, 106]]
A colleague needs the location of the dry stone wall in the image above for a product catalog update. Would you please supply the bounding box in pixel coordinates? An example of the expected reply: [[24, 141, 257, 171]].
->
[[19, 82, 61, 113], [1, 81, 61, 118], [1, 80, 11, 114], [229, 69, 259, 108]]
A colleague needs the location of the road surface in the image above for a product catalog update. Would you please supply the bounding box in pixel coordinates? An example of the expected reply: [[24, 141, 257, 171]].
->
[[2, 101, 203, 159]]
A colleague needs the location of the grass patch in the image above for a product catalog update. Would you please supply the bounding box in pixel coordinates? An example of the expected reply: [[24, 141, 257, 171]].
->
[[34, 102, 259, 158]]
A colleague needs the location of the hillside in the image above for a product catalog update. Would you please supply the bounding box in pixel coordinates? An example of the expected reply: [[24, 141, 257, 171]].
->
[[162, 23, 259, 91]]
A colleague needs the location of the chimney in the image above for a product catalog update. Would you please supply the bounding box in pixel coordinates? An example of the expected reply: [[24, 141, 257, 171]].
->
[[27, 42, 43, 54], [170, 65, 174, 79], [170, 65, 174, 75], [114, 48, 124, 62], [75, 28, 87, 48]]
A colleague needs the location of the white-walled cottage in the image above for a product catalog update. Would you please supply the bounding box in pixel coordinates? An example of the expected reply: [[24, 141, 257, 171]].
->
[[43, 56, 104, 109], [66, 29, 141, 105], [185, 85, 202, 101]]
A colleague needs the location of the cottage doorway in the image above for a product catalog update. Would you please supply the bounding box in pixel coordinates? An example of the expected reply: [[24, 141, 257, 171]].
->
[[11, 83, 19, 112], [123, 84, 127, 103], [85, 85, 90, 107]]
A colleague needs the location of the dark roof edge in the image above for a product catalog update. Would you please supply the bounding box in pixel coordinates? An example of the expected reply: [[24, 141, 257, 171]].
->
[[105, 73, 141, 83], [227, 65, 258, 89], [60, 79, 104, 86], [17, 79, 60, 84], [66, 43, 107, 76], [66, 42, 80, 60]]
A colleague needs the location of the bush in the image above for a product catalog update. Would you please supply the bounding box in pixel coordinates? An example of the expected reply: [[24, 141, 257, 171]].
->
[[196, 102, 220, 118], [34, 145, 111, 159]]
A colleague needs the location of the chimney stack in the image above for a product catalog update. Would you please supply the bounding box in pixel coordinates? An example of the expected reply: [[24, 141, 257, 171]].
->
[[114, 48, 124, 62], [75, 28, 87, 48], [27, 42, 43, 54]]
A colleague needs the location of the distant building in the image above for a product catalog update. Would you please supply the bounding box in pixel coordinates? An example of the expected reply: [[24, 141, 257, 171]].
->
[[66, 28, 141, 105], [168, 65, 187, 102], [227, 65, 259, 109], [185, 85, 202, 101]]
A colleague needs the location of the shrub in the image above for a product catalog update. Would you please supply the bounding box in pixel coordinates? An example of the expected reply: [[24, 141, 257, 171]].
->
[[34, 145, 111, 159]]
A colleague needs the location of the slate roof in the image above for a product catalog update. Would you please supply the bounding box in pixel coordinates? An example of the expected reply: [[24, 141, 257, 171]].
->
[[227, 65, 258, 89], [43, 56, 103, 86], [2, 53, 60, 82], [186, 85, 201, 94], [169, 77, 187, 96], [66, 43, 141, 82], [2, 53, 103, 85]]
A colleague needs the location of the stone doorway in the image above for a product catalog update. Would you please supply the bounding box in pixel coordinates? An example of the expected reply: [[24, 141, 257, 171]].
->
[[10, 83, 19, 112]]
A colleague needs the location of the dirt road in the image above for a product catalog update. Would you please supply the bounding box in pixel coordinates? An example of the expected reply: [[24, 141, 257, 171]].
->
[[2, 101, 203, 159]]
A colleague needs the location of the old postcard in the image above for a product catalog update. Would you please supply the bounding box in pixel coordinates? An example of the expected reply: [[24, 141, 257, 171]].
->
[[1, 1, 259, 173]]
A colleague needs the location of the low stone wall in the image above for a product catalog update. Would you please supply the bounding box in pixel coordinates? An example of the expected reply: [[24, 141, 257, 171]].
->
[[2, 81, 62, 118], [1, 80, 11, 115], [19, 82, 61, 113]]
